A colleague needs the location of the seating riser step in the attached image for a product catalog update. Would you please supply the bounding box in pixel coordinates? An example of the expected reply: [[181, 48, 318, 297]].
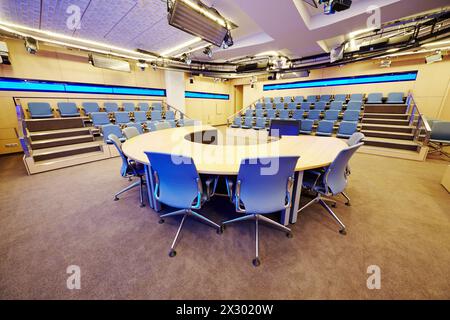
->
[[362, 119, 410, 125], [362, 131, 414, 140], [33, 146, 101, 162], [361, 125, 413, 133], [363, 140, 419, 151], [31, 136, 94, 149], [30, 129, 91, 141], [363, 105, 407, 114], [26, 118, 85, 132], [363, 114, 409, 119]]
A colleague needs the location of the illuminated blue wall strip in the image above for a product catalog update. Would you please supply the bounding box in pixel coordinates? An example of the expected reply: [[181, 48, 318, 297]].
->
[[0, 77, 166, 96], [185, 91, 229, 100], [263, 71, 418, 91]]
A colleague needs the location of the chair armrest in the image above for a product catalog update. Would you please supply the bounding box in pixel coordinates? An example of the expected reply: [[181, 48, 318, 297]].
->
[[306, 169, 326, 190], [284, 176, 294, 208], [234, 180, 246, 213]]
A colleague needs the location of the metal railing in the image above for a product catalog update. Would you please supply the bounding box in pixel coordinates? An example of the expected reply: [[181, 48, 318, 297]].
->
[[226, 97, 263, 126], [406, 92, 432, 146]]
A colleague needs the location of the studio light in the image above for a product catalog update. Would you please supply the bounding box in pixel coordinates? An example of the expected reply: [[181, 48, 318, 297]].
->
[[181, 53, 192, 65], [319, 0, 352, 15], [136, 60, 149, 71], [24, 37, 38, 54], [203, 46, 213, 58], [380, 58, 391, 68]]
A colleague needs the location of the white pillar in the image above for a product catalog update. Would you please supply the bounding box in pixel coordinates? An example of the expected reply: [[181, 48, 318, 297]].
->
[[164, 70, 186, 114]]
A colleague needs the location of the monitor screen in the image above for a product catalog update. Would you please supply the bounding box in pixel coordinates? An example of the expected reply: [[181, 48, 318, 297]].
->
[[269, 119, 301, 137]]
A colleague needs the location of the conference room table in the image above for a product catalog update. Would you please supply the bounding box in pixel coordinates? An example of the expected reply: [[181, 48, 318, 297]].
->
[[122, 124, 348, 225]]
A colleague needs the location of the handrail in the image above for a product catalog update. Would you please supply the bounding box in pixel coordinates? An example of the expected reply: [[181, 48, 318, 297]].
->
[[226, 97, 262, 126], [162, 101, 191, 121], [406, 92, 432, 146]]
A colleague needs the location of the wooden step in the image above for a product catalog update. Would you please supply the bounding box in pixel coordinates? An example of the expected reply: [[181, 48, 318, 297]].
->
[[30, 135, 94, 149], [29, 127, 92, 141], [361, 123, 414, 133], [25, 118, 85, 132], [32, 142, 102, 162], [363, 137, 420, 151], [362, 113, 409, 120], [363, 104, 407, 114], [362, 118, 410, 126], [361, 129, 414, 140]]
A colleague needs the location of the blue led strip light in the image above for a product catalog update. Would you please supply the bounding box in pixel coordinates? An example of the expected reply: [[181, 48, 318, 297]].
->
[[0, 77, 166, 96], [263, 71, 418, 91], [185, 91, 229, 100]]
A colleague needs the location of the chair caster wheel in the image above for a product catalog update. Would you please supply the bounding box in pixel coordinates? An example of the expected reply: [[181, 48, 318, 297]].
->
[[252, 258, 261, 267], [286, 232, 293, 238], [331, 203, 337, 208], [114, 197, 119, 201], [339, 229, 347, 235], [217, 226, 224, 234], [345, 202, 351, 206], [158, 219, 165, 224], [140, 204, 145, 208], [169, 249, 176, 257]]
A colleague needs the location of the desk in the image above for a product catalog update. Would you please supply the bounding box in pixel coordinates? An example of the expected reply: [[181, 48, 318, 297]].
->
[[122, 125, 348, 225]]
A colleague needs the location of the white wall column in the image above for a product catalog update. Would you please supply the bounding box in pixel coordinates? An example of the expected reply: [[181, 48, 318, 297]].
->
[[164, 70, 186, 114]]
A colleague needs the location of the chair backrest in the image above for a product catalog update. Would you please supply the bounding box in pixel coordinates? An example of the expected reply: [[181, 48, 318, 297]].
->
[[323, 143, 363, 195], [233, 117, 242, 126], [154, 122, 171, 131], [349, 93, 363, 102], [265, 103, 274, 109], [329, 101, 343, 111], [308, 110, 321, 120], [273, 97, 282, 103], [292, 110, 303, 120], [266, 109, 276, 118], [306, 95, 317, 103], [114, 111, 131, 124], [279, 109, 289, 119], [57, 102, 78, 116], [324, 110, 339, 121], [104, 102, 119, 112], [151, 110, 162, 121], [300, 102, 311, 110], [338, 121, 358, 136], [145, 152, 200, 209], [165, 110, 175, 120], [244, 117, 253, 127], [122, 102, 135, 112], [245, 109, 253, 117], [91, 112, 110, 126], [275, 103, 284, 110], [138, 102, 150, 111], [294, 96, 304, 103], [133, 111, 148, 123], [28, 102, 53, 118], [320, 95, 331, 102], [301, 119, 314, 131], [264, 97, 271, 104], [430, 121, 450, 141], [255, 117, 266, 128], [123, 125, 141, 139], [346, 101, 362, 111], [347, 132, 365, 146], [367, 93, 383, 103], [108, 134, 130, 177], [284, 96, 292, 103], [343, 110, 360, 122], [334, 94, 347, 102], [236, 156, 299, 214], [314, 101, 326, 111], [101, 124, 123, 143], [255, 109, 264, 118], [82, 102, 100, 114], [387, 92, 404, 103], [287, 102, 297, 110], [255, 102, 263, 109], [152, 102, 162, 111], [317, 120, 334, 134], [180, 119, 196, 127]]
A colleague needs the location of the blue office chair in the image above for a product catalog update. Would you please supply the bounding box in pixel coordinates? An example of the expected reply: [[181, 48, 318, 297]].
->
[[253, 117, 266, 130], [300, 102, 311, 111], [306, 95, 317, 103], [138, 102, 150, 111], [346, 101, 362, 111], [223, 156, 299, 266], [343, 110, 360, 122], [386, 92, 405, 104], [307, 110, 321, 121], [329, 101, 343, 111], [278, 109, 290, 120], [300, 119, 314, 134], [102, 124, 125, 143], [273, 97, 282, 104], [266, 109, 277, 120], [123, 123, 143, 137], [347, 132, 365, 146], [320, 94, 331, 102], [57, 102, 80, 117], [241, 117, 253, 129], [287, 102, 297, 110], [428, 121, 450, 158], [294, 96, 304, 103], [152, 102, 162, 111], [104, 102, 119, 113], [284, 96, 292, 103], [292, 110, 304, 120], [82, 102, 100, 115], [146, 152, 220, 257], [324, 110, 339, 121], [123, 102, 136, 112], [337, 121, 358, 138], [91, 112, 111, 127], [349, 93, 363, 102], [334, 94, 347, 102], [366, 93, 383, 104], [230, 117, 242, 128], [28, 102, 54, 118], [133, 111, 148, 123], [109, 134, 146, 207], [114, 112, 131, 125], [299, 143, 364, 234], [151, 110, 162, 121], [316, 120, 334, 137], [314, 101, 327, 111]]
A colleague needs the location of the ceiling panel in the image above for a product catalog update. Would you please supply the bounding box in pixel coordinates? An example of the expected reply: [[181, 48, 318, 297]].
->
[[41, 0, 91, 35], [0, 0, 41, 28]]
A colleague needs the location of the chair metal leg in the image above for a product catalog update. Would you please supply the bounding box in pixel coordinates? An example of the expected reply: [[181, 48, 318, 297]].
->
[[318, 199, 346, 235], [321, 197, 337, 207], [253, 218, 260, 267], [258, 214, 292, 235], [298, 196, 319, 213], [139, 177, 145, 207], [341, 192, 351, 206], [222, 214, 255, 225], [190, 210, 222, 232], [168, 213, 188, 257], [159, 209, 186, 219], [114, 180, 140, 200]]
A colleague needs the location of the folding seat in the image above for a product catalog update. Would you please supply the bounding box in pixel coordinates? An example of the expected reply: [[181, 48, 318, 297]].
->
[[287, 102, 297, 110], [152, 102, 163, 111], [275, 103, 285, 110], [334, 94, 347, 102], [349, 93, 364, 102], [329, 101, 343, 111], [28, 102, 54, 118], [230, 117, 242, 128], [306, 95, 317, 103], [104, 102, 119, 113], [165, 110, 175, 121], [114, 112, 131, 125], [137, 102, 150, 111], [57, 102, 80, 117], [241, 117, 253, 129], [278, 109, 290, 120], [255, 109, 265, 118], [273, 97, 282, 104], [337, 121, 358, 138], [307, 110, 321, 121], [314, 101, 326, 111], [284, 96, 292, 103], [253, 117, 267, 130], [320, 94, 332, 102], [133, 111, 148, 123], [300, 102, 311, 111], [91, 112, 111, 127], [316, 120, 334, 137], [266, 109, 277, 119], [124, 122, 143, 135], [292, 110, 304, 120], [386, 92, 405, 104], [255, 102, 264, 109], [300, 119, 314, 134], [122, 102, 136, 112], [324, 110, 339, 121], [346, 101, 362, 111], [343, 110, 360, 122], [151, 110, 162, 121], [82, 102, 100, 115], [293, 96, 304, 103], [101, 124, 125, 143], [366, 93, 383, 104], [245, 109, 254, 117]]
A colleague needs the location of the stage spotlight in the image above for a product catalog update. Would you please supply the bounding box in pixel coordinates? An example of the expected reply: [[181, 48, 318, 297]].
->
[[319, 0, 352, 15], [136, 60, 149, 71], [24, 37, 38, 54], [203, 46, 213, 58], [181, 53, 192, 65]]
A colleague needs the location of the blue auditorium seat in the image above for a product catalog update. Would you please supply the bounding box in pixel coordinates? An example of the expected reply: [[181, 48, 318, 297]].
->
[[255, 109, 264, 118], [133, 111, 148, 123], [104, 102, 119, 113], [28, 102, 54, 118], [137, 102, 150, 111], [334, 94, 347, 102], [320, 94, 331, 102], [82, 102, 100, 115], [284, 96, 292, 103], [366, 93, 383, 104], [287, 102, 297, 110], [324, 110, 339, 121], [57, 102, 80, 117], [151, 110, 162, 121], [122, 102, 136, 112], [307, 110, 321, 121], [306, 95, 317, 103], [337, 121, 358, 138], [230, 117, 242, 128], [314, 101, 326, 111], [316, 120, 334, 137], [114, 112, 131, 125], [245, 109, 254, 117], [91, 112, 111, 127], [273, 97, 282, 104], [263, 97, 271, 104], [343, 110, 360, 122], [266, 109, 277, 119], [292, 110, 304, 120], [255, 102, 264, 109], [387, 92, 405, 104], [300, 102, 311, 111], [349, 93, 364, 102], [275, 103, 285, 110], [253, 117, 266, 130], [165, 110, 175, 121], [278, 109, 290, 120], [346, 101, 362, 111], [241, 117, 253, 129], [265, 103, 274, 109], [329, 101, 343, 111], [152, 102, 162, 111], [294, 96, 304, 103], [300, 119, 314, 134], [124, 122, 143, 135], [102, 124, 125, 143]]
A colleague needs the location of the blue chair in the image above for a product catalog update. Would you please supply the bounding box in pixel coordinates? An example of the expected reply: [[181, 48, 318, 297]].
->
[[273, 97, 282, 104], [300, 119, 314, 134], [255, 109, 264, 118], [287, 102, 297, 110], [292, 110, 304, 120], [343, 110, 360, 122], [366, 93, 383, 104], [255, 102, 264, 109], [138, 102, 150, 111], [329, 101, 343, 111], [347, 132, 365, 146], [300, 102, 311, 111], [320, 95, 331, 102], [334, 94, 347, 102], [133, 111, 148, 123], [294, 96, 304, 103], [346, 101, 362, 111], [299, 143, 363, 234], [324, 110, 339, 121], [114, 112, 131, 125], [91, 112, 111, 127], [428, 121, 450, 158], [274, 103, 284, 110], [122, 102, 135, 112], [82, 102, 100, 115], [306, 95, 317, 103], [109, 134, 146, 207], [307, 110, 321, 121], [266, 109, 277, 119], [265, 103, 274, 109], [101, 124, 125, 143], [387, 92, 405, 104], [28, 102, 53, 118], [278, 109, 290, 120], [284, 96, 292, 103], [263, 97, 271, 104], [151, 110, 162, 121], [316, 120, 334, 137], [314, 101, 326, 111], [223, 156, 299, 266], [152, 102, 162, 111], [253, 117, 266, 130], [57, 102, 80, 117], [337, 121, 358, 138], [245, 109, 254, 117], [146, 152, 221, 257], [124, 122, 143, 136], [230, 117, 242, 128], [165, 110, 175, 121], [104, 102, 119, 113], [241, 117, 253, 129], [349, 93, 363, 102]]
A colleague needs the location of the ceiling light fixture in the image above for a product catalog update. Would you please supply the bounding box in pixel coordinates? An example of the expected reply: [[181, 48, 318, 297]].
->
[[181, 53, 192, 65], [203, 46, 213, 58]]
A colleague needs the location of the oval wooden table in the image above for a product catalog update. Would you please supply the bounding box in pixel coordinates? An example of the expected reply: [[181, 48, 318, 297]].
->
[[122, 125, 348, 225]]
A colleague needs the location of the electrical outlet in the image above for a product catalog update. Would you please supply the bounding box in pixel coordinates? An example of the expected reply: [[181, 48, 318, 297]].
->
[[5, 143, 19, 148]]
